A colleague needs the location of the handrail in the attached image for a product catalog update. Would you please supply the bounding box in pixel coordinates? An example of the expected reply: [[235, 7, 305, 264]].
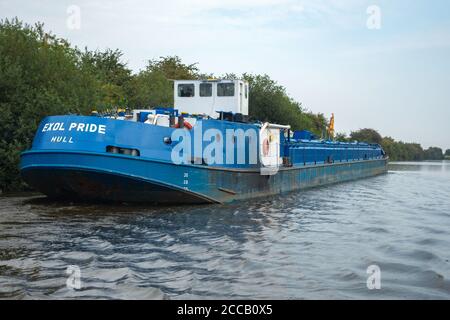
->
[[261, 122, 291, 130]]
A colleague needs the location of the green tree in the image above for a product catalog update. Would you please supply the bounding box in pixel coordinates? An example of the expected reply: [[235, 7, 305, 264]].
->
[[79, 48, 132, 108], [0, 18, 102, 191], [380, 137, 425, 161], [243, 74, 327, 135], [350, 129, 383, 144], [127, 70, 173, 108], [127, 56, 199, 108], [146, 56, 199, 80], [423, 147, 444, 160], [335, 132, 349, 142]]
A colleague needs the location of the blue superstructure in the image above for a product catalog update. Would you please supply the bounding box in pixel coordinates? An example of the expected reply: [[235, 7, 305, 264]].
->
[[20, 79, 388, 204], [284, 139, 384, 166]]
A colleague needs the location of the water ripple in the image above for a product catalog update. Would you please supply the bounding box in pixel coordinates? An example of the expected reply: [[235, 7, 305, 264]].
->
[[1, 161, 450, 299]]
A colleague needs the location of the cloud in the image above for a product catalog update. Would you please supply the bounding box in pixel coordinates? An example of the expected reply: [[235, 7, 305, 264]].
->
[[338, 27, 450, 58], [2, 0, 450, 148], [78, 0, 364, 30]]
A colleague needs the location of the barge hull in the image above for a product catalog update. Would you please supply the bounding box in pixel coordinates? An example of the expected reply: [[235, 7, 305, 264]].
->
[[21, 150, 388, 204]]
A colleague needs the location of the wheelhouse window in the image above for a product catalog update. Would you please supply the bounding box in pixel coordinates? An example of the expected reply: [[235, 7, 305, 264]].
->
[[178, 84, 195, 97], [217, 83, 235, 97], [245, 84, 248, 99], [200, 83, 212, 97]]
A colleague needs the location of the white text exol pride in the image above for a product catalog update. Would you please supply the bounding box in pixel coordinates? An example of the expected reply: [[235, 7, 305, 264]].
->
[[42, 122, 106, 134]]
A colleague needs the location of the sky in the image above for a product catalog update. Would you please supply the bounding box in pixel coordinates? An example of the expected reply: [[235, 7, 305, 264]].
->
[[2, 0, 450, 150]]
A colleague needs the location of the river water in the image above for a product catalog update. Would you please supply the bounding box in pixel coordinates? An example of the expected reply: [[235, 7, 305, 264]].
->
[[0, 161, 449, 299]]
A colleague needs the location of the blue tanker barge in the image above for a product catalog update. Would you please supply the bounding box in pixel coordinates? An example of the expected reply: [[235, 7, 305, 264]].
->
[[20, 79, 388, 204]]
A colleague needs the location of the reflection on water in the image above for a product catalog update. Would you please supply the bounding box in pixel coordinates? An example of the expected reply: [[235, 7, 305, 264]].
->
[[0, 161, 450, 299], [390, 161, 450, 172]]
